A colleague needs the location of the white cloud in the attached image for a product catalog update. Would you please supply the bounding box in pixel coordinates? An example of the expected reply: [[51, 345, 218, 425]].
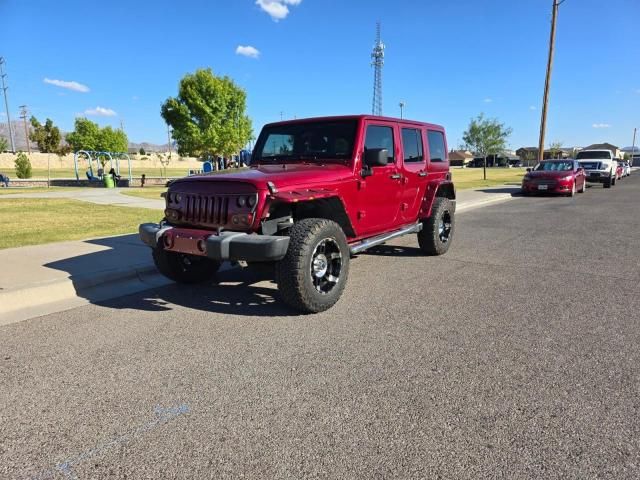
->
[[256, 0, 302, 21], [529, 105, 536, 110], [84, 106, 117, 117], [43, 78, 90, 93], [592, 123, 611, 129], [483, 98, 493, 103], [236, 45, 260, 58]]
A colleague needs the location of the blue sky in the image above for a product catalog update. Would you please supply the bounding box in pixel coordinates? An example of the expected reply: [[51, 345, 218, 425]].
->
[[1, 0, 639, 149]]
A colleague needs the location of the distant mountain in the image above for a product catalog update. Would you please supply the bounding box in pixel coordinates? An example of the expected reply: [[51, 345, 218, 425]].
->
[[0, 121, 167, 153]]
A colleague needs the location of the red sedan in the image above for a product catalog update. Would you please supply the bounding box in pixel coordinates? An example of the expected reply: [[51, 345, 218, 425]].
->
[[521, 160, 586, 196]]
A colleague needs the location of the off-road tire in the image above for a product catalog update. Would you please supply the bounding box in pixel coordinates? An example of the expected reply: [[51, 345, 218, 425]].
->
[[275, 218, 350, 313], [152, 248, 220, 284], [418, 197, 455, 256]]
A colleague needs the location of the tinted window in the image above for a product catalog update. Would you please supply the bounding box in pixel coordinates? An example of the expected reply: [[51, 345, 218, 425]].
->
[[255, 121, 357, 163], [427, 131, 446, 162], [401, 128, 424, 163], [365, 125, 395, 163], [535, 161, 573, 171], [576, 151, 611, 160]]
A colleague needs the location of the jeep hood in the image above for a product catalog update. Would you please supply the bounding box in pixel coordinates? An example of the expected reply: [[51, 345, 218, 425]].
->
[[171, 163, 353, 190]]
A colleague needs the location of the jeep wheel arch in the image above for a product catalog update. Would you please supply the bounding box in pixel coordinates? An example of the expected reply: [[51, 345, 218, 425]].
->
[[267, 196, 356, 238]]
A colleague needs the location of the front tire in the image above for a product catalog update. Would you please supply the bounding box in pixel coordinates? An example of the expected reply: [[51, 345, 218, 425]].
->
[[152, 248, 220, 284], [275, 218, 350, 313], [418, 197, 455, 256]]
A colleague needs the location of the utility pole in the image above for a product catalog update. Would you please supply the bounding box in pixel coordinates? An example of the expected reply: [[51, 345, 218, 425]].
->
[[631, 128, 637, 167], [399, 101, 405, 119], [0, 57, 16, 152], [537, 0, 564, 162], [19, 105, 31, 154]]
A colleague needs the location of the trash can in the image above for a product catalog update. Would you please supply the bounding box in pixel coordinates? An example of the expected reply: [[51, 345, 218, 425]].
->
[[104, 175, 115, 188]]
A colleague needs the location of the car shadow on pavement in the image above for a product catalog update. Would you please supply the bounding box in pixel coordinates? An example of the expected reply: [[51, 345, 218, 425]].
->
[[43, 234, 298, 317], [475, 186, 522, 196], [363, 244, 424, 257], [105, 267, 299, 318]]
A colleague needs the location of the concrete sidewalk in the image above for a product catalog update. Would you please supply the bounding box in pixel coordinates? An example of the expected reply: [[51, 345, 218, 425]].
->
[[0, 187, 165, 210], [0, 185, 520, 325]]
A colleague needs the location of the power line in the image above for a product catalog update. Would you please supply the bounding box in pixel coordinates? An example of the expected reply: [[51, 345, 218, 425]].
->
[[0, 57, 16, 152]]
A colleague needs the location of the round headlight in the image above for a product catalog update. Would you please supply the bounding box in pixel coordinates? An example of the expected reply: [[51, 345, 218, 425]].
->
[[247, 195, 257, 208], [237, 196, 247, 207]]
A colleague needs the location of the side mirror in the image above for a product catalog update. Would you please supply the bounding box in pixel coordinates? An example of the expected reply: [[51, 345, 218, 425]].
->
[[364, 148, 389, 168], [526, 167, 532, 172]]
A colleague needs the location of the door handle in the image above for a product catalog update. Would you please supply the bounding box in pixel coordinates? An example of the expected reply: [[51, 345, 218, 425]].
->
[[390, 173, 402, 180], [418, 171, 428, 177]]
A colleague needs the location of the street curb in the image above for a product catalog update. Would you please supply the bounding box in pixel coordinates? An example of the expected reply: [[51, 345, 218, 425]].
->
[[0, 263, 169, 325], [457, 193, 518, 213]]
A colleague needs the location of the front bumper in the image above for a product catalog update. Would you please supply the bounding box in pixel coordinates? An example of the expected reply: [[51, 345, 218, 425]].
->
[[521, 180, 572, 194], [584, 171, 610, 183], [139, 223, 290, 262]]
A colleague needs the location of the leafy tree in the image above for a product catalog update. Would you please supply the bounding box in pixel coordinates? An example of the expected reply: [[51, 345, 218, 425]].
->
[[549, 141, 563, 159], [65, 118, 128, 153], [66, 118, 101, 151], [161, 68, 253, 159], [139, 147, 146, 155], [0, 137, 8, 152], [29, 117, 62, 153], [99, 126, 128, 152], [15, 152, 32, 178], [462, 113, 512, 180]]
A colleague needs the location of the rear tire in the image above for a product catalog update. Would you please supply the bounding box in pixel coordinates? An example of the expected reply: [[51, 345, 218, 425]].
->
[[418, 197, 455, 256], [579, 180, 586, 193], [152, 248, 220, 284], [275, 218, 350, 313], [611, 174, 616, 186]]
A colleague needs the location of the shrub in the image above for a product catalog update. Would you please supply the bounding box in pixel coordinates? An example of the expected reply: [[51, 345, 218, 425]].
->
[[15, 152, 32, 179]]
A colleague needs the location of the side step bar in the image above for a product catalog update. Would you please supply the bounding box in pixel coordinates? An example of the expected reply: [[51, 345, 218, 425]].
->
[[349, 222, 423, 255]]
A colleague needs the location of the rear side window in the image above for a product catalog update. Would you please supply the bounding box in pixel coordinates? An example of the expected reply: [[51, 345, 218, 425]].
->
[[365, 125, 395, 163], [427, 131, 446, 163], [401, 128, 424, 163]]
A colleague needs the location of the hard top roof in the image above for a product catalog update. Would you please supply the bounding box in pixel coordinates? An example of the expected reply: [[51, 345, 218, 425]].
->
[[263, 114, 444, 131]]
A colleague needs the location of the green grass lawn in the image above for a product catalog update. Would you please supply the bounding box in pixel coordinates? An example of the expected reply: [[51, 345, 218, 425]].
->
[[0, 198, 158, 249], [26, 167, 192, 179], [451, 167, 526, 190], [121, 187, 167, 200]]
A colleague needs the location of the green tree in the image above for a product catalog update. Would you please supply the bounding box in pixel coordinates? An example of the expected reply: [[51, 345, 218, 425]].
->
[[0, 137, 8, 152], [99, 126, 128, 152], [66, 118, 101, 151], [65, 118, 128, 152], [462, 113, 512, 180], [139, 147, 146, 155], [161, 68, 253, 159], [15, 152, 32, 178], [29, 117, 62, 153], [549, 141, 563, 159]]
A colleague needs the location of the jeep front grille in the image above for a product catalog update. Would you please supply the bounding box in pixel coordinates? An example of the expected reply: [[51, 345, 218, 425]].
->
[[183, 194, 230, 226]]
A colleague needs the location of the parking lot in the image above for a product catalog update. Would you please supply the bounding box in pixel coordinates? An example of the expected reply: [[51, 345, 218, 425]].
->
[[2, 175, 639, 479]]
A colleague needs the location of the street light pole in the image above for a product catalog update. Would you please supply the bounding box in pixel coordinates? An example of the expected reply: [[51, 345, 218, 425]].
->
[[399, 101, 405, 119], [537, 0, 564, 163], [631, 127, 637, 167]]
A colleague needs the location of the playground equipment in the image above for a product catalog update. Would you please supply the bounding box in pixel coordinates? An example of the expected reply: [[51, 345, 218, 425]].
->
[[74, 150, 132, 182]]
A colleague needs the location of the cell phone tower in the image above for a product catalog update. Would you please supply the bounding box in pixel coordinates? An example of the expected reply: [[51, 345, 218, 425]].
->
[[371, 22, 385, 116]]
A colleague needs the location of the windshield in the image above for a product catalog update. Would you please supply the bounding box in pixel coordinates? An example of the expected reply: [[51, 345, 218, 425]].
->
[[535, 161, 573, 172], [576, 151, 610, 160], [254, 120, 357, 164]]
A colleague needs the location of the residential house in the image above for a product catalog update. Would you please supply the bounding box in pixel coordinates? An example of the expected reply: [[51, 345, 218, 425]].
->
[[448, 150, 474, 167], [584, 143, 620, 159]]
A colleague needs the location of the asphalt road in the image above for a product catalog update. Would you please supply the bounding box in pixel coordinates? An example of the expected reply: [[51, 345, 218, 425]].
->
[[2, 175, 639, 479]]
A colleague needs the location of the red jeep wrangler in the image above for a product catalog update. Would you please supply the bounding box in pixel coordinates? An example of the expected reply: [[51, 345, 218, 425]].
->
[[140, 115, 455, 313]]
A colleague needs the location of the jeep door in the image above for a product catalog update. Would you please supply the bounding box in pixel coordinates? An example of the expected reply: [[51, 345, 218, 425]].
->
[[399, 126, 428, 222], [357, 121, 402, 235]]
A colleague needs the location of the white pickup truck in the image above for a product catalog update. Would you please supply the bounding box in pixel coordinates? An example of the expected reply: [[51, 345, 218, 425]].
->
[[576, 149, 619, 188]]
